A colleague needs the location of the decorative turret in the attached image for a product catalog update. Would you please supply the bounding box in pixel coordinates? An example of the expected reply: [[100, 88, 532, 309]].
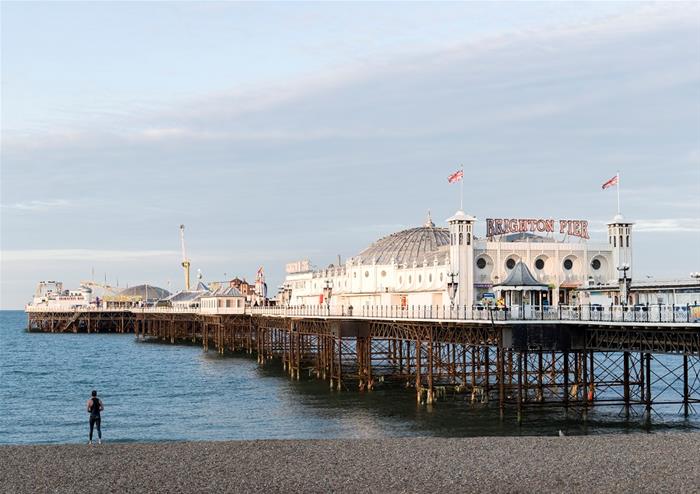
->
[[447, 210, 476, 307], [607, 213, 634, 283]]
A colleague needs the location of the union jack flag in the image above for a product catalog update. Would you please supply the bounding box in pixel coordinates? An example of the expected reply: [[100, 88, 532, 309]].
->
[[447, 169, 463, 184], [602, 174, 619, 189]]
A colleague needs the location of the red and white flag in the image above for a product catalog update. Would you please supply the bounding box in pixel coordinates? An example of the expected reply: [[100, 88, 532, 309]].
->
[[602, 174, 619, 190], [448, 169, 464, 184]]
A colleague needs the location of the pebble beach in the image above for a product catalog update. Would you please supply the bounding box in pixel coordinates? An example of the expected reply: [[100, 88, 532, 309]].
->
[[2, 434, 699, 493]]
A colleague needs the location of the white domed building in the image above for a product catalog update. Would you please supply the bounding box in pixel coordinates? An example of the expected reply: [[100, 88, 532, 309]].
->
[[282, 211, 632, 309]]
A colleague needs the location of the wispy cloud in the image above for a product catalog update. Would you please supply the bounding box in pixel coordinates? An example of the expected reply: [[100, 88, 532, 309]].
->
[[634, 218, 700, 233], [0, 199, 72, 211], [587, 218, 700, 234], [1, 249, 178, 262]]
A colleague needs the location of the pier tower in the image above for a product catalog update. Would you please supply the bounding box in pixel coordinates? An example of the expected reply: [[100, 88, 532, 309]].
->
[[447, 210, 476, 307], [607, 214, 634, 300]]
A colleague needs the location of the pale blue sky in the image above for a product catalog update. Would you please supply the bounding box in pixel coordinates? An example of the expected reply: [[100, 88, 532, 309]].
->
[[2, 2, 699, 308]]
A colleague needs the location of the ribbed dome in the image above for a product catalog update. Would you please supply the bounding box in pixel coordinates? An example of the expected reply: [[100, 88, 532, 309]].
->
[[354, 226, 450, 265], [118, 284, 170, 300]]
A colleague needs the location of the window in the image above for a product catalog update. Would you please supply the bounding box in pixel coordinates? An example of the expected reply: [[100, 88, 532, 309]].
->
[[408, 276, 412, 284], [429, 274, 433, 282], [353, 272, 357, 278], [613, 237, 616, 247], [440, 273, 444, 282], [399, 276, 403, 284], [364, 271, 369, 278], [476, 258, 487, 269], [459, 233, 463, 245], [467, 233, 471, 245], [563, 259, 573, 270], [626, 235, 630, 247], [418, 275, 422, 283], [535, 258, 545, 270], [591, 259, 601, 270], [381, 270, 386, 277], [506, 258, 516, 270]]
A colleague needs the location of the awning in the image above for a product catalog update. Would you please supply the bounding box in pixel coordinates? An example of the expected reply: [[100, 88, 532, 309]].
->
[[559, 282, 582, 289]]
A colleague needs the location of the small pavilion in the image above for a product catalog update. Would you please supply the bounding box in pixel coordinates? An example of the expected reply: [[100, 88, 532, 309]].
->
[[493, 261, 549, 306]]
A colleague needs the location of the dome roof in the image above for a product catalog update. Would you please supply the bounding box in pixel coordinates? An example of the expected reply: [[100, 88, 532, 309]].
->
[[118, 284, 170, 300], [354, 225, 450, 266]]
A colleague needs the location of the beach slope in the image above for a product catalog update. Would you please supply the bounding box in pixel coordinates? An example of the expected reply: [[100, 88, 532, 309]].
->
[[1, 434, 698, 493]]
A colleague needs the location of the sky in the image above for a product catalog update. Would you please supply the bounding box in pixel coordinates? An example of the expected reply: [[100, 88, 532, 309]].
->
[[1, 1, 699, 309]]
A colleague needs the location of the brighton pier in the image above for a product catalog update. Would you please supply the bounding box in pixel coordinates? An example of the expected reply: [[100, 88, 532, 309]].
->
[[26, 304, 700, 422]]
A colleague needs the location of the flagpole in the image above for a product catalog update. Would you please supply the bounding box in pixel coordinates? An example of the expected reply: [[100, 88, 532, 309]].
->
[[460, 164, 464, 211], [616, 170, 620, 216]]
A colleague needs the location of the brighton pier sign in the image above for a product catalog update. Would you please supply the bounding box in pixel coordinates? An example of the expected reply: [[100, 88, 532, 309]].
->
[[486, 218, 590, 240]]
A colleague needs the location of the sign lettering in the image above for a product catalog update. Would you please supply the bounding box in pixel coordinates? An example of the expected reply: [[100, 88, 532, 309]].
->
[[486, 218, 589, 240]]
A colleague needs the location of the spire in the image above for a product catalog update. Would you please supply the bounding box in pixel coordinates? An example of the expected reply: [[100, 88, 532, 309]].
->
[[424, 209, 435, 228]]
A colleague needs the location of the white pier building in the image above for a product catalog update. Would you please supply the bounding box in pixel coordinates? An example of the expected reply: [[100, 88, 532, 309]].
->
[[281, 211, 633, 309]]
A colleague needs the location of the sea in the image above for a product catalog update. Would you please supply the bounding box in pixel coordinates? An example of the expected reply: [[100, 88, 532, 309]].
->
[[1, 310, 697, 445]]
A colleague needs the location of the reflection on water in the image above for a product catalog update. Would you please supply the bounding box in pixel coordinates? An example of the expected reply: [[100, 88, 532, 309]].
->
[[1, 311, 697, 445]]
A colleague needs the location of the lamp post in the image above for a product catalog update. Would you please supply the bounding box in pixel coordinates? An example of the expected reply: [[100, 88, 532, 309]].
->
[[323, 280, 332, 314], [617, 263, 630, 305], [447, 272, 459, 308]]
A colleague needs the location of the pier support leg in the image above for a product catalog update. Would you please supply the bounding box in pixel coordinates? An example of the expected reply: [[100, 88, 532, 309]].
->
[[623, 351, 630, 419], [517, 352, 523, 424], [563, 351, 570, 413], [683, 354, 690, 418], [416, 340, 422, 403], [645, 353, 652, 422]]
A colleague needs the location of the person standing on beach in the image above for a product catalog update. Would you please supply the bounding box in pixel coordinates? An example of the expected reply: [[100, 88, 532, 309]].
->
[[87, 390, 104, 445]]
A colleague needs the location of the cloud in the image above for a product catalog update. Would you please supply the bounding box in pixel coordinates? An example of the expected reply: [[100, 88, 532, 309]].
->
[[587, 218, 700, 234], [4, 3, 699, 153], [1, 249, 178, 262], [634, 218, 700, 233], [1, 199, 72, 211]]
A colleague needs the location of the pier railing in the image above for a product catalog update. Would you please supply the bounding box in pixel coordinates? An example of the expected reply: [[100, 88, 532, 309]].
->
[[249, 303, 700, 324], [26, 303, 700, 323]]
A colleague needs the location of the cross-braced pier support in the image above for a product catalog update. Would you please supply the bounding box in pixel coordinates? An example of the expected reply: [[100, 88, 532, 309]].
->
[[26, 310, 700, 421]]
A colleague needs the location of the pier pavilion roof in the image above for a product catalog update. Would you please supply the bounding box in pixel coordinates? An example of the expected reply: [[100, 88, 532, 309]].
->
[[494, 261, 548, 291], [204, 286, 244, 298], [353, 222, 450, 266], [118, 284, 170, 301]]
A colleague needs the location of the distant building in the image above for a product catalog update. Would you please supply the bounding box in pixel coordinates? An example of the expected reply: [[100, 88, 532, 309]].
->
[[200, 286, 246, 314], [164, 281, 209, 310], [30, 281, 93, 309], [208, 277, 254, 302], [579, 279, 700, 306]]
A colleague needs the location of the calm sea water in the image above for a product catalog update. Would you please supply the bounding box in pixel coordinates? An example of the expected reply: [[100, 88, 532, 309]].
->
[[1, 310, 697, 444]]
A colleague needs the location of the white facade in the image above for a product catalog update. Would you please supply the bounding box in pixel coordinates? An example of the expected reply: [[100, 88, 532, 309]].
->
[[30, 281, 93, 309], [282, 211, 628, 308]]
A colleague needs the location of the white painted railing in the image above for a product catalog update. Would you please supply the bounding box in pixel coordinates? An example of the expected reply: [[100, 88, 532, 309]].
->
[[249, 304, 700, 324], [25, 303, 700, 323]]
